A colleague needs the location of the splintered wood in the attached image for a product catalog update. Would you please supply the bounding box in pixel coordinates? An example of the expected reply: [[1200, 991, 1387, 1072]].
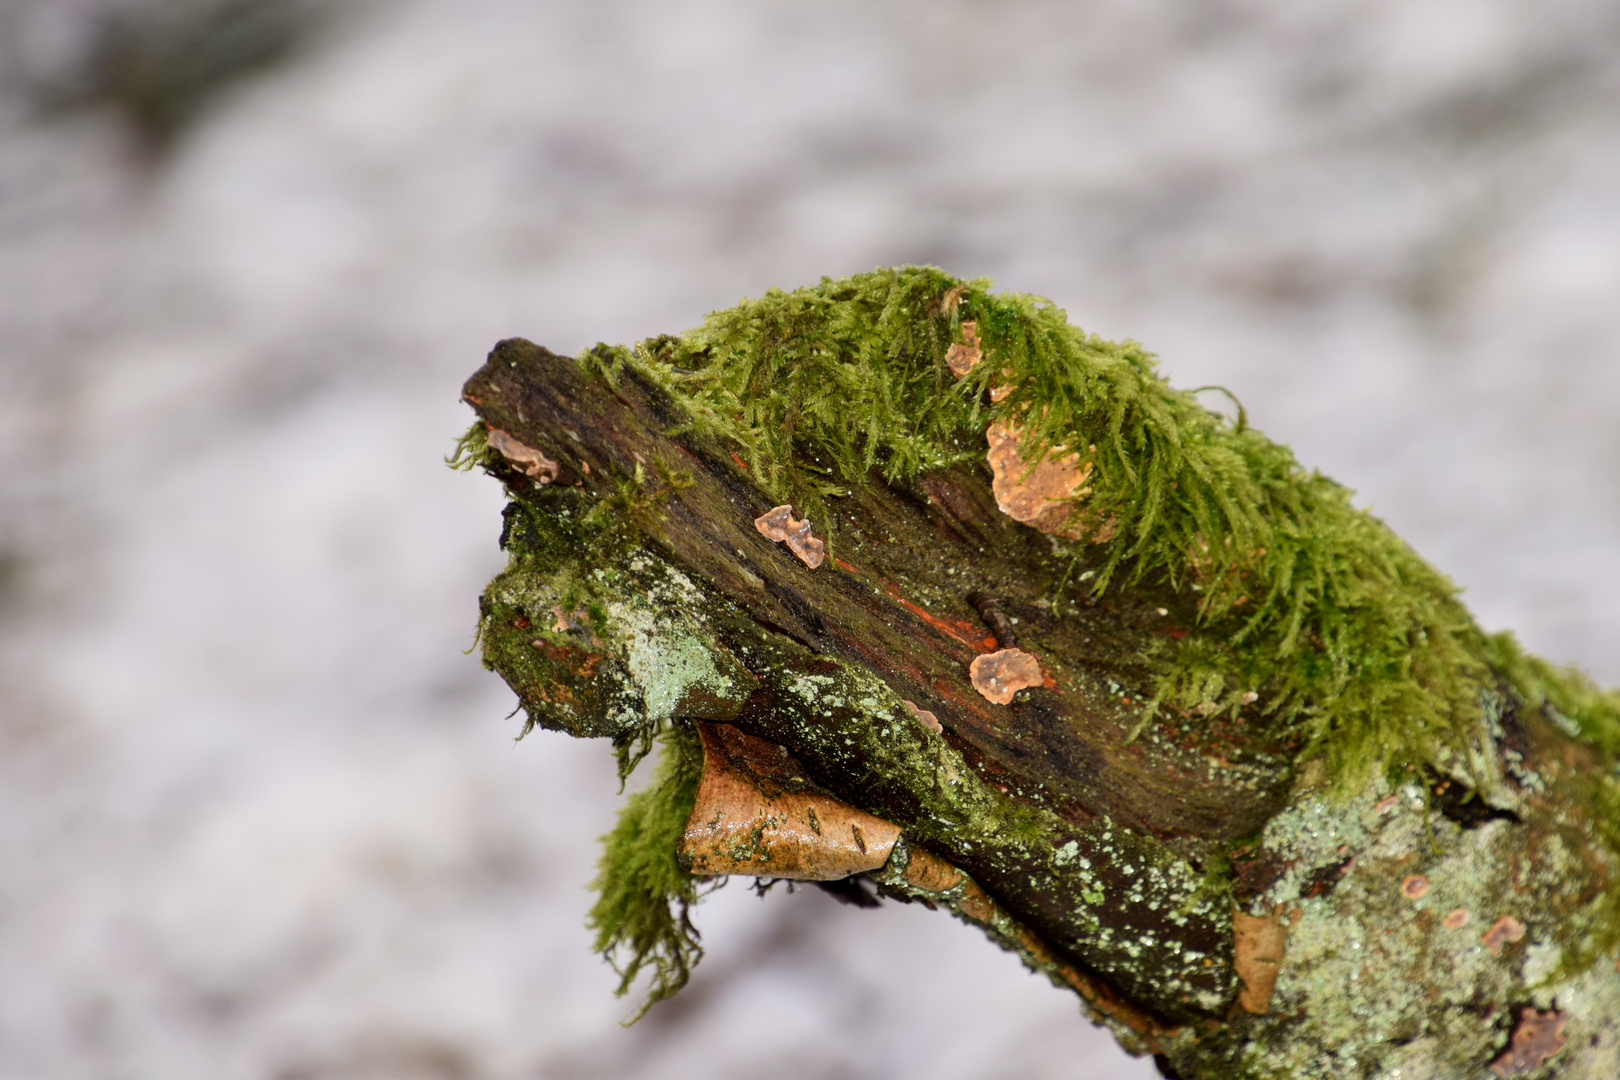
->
[[678, 722, 899, 879]]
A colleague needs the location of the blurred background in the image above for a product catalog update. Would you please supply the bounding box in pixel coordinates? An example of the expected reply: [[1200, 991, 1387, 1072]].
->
[[2, 1, 1618, 1076]]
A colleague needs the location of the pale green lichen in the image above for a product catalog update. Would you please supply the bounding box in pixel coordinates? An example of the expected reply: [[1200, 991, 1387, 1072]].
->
[[1163, 764, 1619, 1078], [605, 561, 747, 729], [475, 499, 748, 1021]]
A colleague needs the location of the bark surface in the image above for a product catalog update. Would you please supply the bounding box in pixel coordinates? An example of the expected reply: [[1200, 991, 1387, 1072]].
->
[[462, 338, 1620, 1079]]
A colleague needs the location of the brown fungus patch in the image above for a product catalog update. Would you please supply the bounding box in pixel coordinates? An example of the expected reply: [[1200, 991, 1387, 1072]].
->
[[1400, 874, 1431, 899], [1482, 915, 1527, 956], [1489, 1006, 1568, 1076], [901, 699, 943, 732], [969, 648, 1045, 705], [486, 426, 560, 483], [944, 319, 981, 376], [754, 504, 826, 569], [985, 422, 1114, 541]]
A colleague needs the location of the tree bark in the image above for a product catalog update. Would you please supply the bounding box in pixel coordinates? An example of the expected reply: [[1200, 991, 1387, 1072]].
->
[[461, 338, 1619, 1079]]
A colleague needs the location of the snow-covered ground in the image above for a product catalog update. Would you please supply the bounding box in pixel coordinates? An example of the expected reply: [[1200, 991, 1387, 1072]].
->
[[2, 1, 1617, 1076]]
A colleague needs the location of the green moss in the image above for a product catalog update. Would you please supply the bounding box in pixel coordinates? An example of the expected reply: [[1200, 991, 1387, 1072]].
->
[[574, 265, 1620, 789], [445, 419, 492, 471], [1484, 630, 1620, 757], [586, 718, 707, 1022], [1478, 632, 1620, 981]]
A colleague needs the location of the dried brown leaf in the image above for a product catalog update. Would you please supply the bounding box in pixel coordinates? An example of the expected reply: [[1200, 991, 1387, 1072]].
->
[[1233, 908, 1290, 1014], [679, 724, 899, 880]]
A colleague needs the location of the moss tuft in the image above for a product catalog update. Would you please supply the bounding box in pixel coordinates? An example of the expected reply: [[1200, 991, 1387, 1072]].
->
[[586, 719, 707, 1022], [445, 419, 492, 471], [1484, 630, 1620, 757], [577, 266, 1620, 788]]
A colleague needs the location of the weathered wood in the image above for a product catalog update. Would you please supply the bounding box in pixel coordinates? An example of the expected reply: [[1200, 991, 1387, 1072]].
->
[[463, 337, 1620, 1079]]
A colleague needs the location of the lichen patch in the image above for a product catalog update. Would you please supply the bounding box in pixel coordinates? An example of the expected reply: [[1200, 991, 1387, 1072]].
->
[[486, 426, 560, 483], [754, 504, 826, 568], [969, 648, 1045, 705]]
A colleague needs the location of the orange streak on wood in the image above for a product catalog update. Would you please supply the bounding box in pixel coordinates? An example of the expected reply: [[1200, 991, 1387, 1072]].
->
[[730, 450, 749, 470], [885, 590, 998, 652], [930, 676, 990, 711], [834, 557, 862, 575]]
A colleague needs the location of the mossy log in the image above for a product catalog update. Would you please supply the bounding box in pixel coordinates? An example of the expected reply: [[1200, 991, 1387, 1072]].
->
[[457, 272, 1620, 1079]]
